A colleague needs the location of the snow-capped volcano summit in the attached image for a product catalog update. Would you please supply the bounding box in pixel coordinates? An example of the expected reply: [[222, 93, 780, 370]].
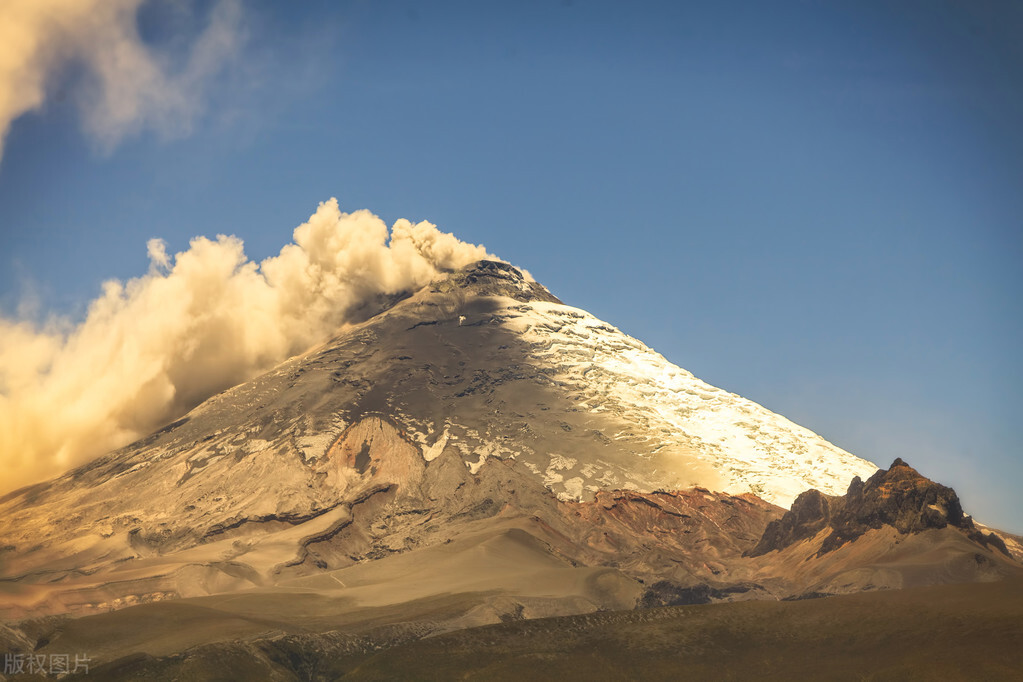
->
[[351, 258, 877, 506], [0, 258, 883, 619], [433, 261, 878, 506], [237, 256, 876, 509]]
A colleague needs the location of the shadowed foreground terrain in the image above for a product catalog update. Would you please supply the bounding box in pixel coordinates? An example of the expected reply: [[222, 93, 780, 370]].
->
[[43, 576, 1020, 681]]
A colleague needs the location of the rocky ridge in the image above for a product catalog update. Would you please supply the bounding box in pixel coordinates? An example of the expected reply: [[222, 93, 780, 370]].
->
[[749, 458, 1010, 558]]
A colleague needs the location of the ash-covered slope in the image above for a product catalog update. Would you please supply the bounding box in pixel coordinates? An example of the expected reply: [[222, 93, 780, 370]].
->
[[1, 260, 881, 618]]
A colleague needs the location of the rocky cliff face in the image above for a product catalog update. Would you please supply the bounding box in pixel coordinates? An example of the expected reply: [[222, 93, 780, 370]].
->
[[747, 488, 839, 557], [438, 259, 562, 304], [749, 458, 1010, 558]]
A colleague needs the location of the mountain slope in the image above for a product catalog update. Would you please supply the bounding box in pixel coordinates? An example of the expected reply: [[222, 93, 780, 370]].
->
[[0, 260, 1009, 627]]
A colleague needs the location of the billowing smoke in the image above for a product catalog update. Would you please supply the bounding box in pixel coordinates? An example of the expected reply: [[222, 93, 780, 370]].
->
[[0, 199, 495, 492], [0, 0, 241, 161]]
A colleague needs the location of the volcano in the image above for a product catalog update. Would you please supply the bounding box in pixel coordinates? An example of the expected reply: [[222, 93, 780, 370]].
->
[[0, 259, 1019, 678]]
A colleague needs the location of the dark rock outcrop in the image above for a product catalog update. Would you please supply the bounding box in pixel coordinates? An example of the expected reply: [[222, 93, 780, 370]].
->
[[638, 581, 760, 607], [749, 458, 1011, 557], [438, 259, 563, 304], [746, 488, 839, 556]]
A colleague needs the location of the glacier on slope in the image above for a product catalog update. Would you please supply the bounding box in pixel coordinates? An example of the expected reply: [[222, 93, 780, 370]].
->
[[498, 298, 877, 506]]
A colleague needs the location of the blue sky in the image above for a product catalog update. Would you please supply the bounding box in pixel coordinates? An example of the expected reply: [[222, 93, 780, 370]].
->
[[1, 0, 1021, 530]]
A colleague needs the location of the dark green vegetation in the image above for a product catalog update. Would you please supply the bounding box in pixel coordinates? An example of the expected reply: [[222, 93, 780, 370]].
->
[[50, 576, 1022, 681]]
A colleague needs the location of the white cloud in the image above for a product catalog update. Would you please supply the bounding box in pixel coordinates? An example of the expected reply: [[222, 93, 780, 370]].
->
[[0, 0, 242, 161]]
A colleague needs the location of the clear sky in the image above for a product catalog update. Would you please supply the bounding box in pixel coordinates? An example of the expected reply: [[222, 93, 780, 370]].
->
[[1, 1, 1020, 530]]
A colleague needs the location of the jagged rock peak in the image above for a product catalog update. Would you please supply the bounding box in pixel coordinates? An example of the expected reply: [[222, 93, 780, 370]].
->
[[748, 459, 1011, 557], [745, 488, 840, 557], [432, 259, 563, 304]]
